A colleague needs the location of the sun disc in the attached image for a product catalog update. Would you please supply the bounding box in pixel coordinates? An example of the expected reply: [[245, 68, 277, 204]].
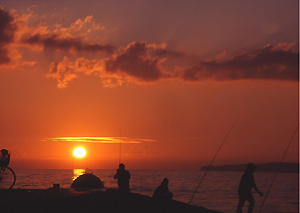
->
[[73, 147, 86, 158]]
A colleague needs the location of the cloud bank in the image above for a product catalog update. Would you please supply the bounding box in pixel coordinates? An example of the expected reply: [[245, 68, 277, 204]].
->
[[47, 42, 298, 88], [46, 41, 180, 88], [0, 6, 298, 87], [0, 6, 113, 68]]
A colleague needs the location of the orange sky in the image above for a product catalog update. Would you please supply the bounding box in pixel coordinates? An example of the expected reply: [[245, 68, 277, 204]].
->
[[0, 1, 299, 170]]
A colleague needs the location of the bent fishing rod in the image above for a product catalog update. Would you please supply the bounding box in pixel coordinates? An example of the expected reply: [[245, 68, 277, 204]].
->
[[189, 121, 236, 204], [258, 123, 299, 213]]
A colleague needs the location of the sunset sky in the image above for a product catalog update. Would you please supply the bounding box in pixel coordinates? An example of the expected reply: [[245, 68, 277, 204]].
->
[[0, 0, 298, 170]]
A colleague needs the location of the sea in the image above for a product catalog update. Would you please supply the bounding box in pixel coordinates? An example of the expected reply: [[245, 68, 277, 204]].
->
[[12, 169, 298, 213]]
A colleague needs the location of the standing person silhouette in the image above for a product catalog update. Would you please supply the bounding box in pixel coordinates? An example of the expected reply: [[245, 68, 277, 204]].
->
[[237, 163, 263, 213], [114, 163, 131, 192]]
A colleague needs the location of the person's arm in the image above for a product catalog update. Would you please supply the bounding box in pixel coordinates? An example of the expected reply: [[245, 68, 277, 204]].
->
[[114, 170, 119, 179], [252, 176, 263, 196]]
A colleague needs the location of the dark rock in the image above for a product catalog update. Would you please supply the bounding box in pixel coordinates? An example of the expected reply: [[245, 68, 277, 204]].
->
[[71, 173, 105, 189]]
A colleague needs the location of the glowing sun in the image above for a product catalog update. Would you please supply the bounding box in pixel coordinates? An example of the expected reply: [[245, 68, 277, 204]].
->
[[73, 147, 86, 158]]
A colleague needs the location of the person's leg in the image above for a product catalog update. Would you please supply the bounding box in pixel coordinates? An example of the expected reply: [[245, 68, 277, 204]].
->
[[246, 194, 255, 213], [237, 195, 246, 213]]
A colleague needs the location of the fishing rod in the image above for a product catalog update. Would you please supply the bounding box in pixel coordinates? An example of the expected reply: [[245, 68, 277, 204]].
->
[[258, 124, 299, 213], [119, 128, 122, 164], [189, 121, 236, 204]]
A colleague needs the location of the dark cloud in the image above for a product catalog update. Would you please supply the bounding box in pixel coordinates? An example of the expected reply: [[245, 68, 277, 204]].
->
[[182, 43, 299, 81], [21, 33, 115, 54], [0, 7, 17, 65], [104, 41, 165, 82], [46, 41, 177, 87], [0, 7, 15, 43], [154, 49, 186, 58]]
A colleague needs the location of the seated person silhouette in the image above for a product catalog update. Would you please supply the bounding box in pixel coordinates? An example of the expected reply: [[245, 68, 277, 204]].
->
[[237, 163, 263, 213], [114, 163, 131, 192], [152, 178, 173, 201]]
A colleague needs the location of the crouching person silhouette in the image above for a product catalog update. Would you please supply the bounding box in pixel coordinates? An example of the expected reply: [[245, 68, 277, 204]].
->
[[152, 178, 173, 201], [114, 163, 131, 193], [237, 163, 263, 213]]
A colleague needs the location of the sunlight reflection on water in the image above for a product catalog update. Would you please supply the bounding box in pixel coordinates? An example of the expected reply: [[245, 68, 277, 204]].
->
[[72, 168, 85, 181]]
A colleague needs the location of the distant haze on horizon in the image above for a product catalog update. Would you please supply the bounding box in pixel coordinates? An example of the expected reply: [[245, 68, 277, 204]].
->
[[0, 0, 298, 170]]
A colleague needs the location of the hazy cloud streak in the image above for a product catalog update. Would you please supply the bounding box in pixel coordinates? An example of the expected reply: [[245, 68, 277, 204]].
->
[[44, 136, 156, 144], [21, 33, 115, 53]]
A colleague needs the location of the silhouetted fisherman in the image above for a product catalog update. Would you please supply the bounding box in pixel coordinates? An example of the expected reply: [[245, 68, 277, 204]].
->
[[152, 178, 173, 201], [114, 163, 131, 192], [237, 163, 263, 213]]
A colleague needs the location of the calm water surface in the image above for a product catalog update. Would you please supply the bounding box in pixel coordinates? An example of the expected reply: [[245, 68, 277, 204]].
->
[[13, 169, 298, 213]]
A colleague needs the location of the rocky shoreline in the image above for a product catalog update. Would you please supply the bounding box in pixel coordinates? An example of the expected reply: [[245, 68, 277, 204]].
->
[[0, 188, 222, 213]]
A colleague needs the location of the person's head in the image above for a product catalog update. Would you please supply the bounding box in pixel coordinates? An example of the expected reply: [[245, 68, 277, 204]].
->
[[119, 163, 125, 170], [245, 163, 256, 173], [161, 178, 169, 186], [1, 149, 8, 157]]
